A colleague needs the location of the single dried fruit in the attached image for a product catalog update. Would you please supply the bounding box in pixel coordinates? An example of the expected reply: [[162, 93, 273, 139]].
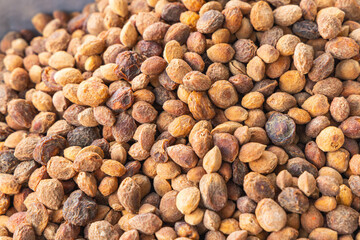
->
[[63, 190, 97, 226]]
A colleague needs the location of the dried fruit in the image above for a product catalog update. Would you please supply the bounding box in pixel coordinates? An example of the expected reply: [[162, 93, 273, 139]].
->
[[63, 190, 97, 226], [1, 0, 360, 238]]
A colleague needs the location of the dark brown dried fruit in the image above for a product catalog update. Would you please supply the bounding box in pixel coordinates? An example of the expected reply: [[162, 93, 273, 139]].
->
[[265, 112, 296, 146], [292, 20, 320, 39], [135, 40, 163, 57], [67, 126, 100, 147], [278, 187, 309, 214], [33, 135, 67, 165], [7, 99, 37, 129], [112, 112, 137, 143], [231, 159, 248, 187], [161, 2, 187, 23], [287, 157, 318, 177], [63, 190, 97, 226], [0, 150, 19, 174], [115, 51, 145, 81], [243, 172, 275, 202]]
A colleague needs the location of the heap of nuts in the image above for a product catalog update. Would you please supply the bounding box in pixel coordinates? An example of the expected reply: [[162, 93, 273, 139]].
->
[[0, 0, 360, 239]]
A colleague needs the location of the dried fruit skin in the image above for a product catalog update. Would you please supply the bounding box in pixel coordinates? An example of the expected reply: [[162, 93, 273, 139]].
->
[[243, 172, 275, 202], [308, 53, 334, 82], [88, 220, 119, 240], [0, 173, 21, 195], [287, 157, 318, 177], [213, 133, 239, 163], [67, 126, 100, 148], [292, 20, 320, 39], [13, 223, 36, 240], [325, 37, 360, 60], [0, 150, 19, 174], [7, 99, 37, 129], [26, 202, 49, 235], [196, 10, 224, 34], [167, 144, 198, 168]]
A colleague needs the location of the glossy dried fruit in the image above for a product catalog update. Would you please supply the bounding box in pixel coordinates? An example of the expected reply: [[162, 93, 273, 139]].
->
[[115, 51, 145, 81], [265, 112, 296, 146]]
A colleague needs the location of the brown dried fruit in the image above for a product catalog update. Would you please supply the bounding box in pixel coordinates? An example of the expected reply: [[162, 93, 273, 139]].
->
[[117, 177, 141, 213], [63, 190, 97, 226], [199, 173, 228, 211], [36, 179, 64, 210]]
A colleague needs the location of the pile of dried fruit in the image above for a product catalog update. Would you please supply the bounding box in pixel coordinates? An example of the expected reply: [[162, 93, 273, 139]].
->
[[0, 0, 360, 239]]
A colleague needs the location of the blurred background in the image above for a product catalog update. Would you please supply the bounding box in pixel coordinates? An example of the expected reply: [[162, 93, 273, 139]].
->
[[0, 0, 92, 37]]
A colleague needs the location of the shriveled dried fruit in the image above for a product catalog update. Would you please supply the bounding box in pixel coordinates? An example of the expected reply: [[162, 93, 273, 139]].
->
[[36, 179, 64, 210], [250, 1, 274, 31], [63, 190, 97, 226], [115, 51, 145, 81], [278, 187, 309, 213], [0, 173, 21, 195], [88, 220, 119, 240], [1, 0, 360, 238], [33, 135, 67, 165], [26, 202, 49, 235]]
